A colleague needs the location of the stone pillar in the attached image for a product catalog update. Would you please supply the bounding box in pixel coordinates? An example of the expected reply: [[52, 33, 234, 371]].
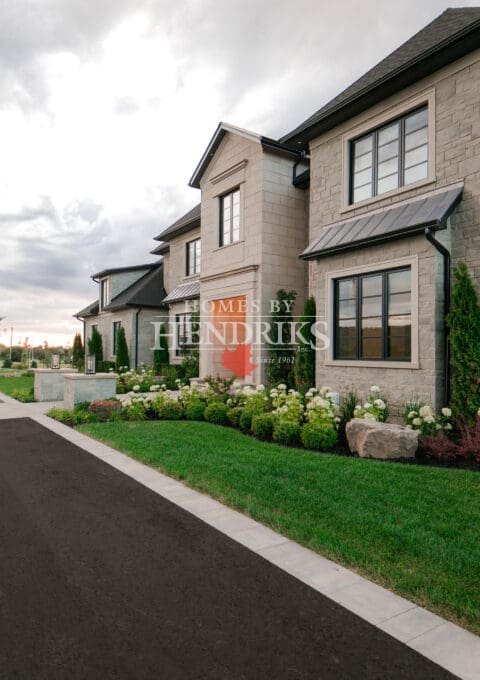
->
[[33, 368, 76, 402], [63, 373, 118, 410]]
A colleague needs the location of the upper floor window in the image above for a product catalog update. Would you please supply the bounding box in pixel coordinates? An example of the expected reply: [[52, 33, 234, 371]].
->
[[219, 188, 240, 246], [350, 107, 428, 204], [186, 238, 201, 276], [100, 278, 110, 310], [334, 267, 411, 361]]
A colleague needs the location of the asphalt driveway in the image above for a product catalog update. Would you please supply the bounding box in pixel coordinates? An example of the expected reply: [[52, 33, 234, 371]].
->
[[0, 417, 457, 679]]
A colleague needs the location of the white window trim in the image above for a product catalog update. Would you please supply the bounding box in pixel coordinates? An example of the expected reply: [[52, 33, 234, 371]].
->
[[324, 255, 419, 369], [341, 89, 436, 212], [100, 277, 111, 311]]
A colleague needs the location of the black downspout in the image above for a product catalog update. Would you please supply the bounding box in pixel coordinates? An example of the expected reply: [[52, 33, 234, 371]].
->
[[135, 308, 142, 369], [425, 227, 451, 406]]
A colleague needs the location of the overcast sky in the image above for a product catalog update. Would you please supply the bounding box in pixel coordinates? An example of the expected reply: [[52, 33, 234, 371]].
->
[[0, 0, 477, 346]]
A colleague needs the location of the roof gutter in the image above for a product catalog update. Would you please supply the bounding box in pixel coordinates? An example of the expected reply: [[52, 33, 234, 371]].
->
[[425, 227, 451, 406]]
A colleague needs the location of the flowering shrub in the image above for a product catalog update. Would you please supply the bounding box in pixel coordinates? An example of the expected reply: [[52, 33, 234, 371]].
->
[[405, 404, 452, 436], [305, 386, 341, 428], [270, 385, 304, 423], [121, 395, 149, 421], [117, 365, 163, 394], [420, 411, 480, 462], [353, 386, 388, 422]]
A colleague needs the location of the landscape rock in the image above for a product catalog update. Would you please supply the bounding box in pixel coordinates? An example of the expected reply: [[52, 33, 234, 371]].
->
[[346, 418, 418, 459]]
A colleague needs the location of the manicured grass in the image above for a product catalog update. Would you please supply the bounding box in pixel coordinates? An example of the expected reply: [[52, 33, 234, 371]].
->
[[0, 374, 34, 399], [77, 420, 480, 633]]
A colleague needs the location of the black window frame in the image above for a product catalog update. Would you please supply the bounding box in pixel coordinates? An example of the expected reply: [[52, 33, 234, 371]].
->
[[349, 105, 428, 205], [333, 266, 412, 362], [219, 188, 240, 247], [175, 313, 194, 357], [112, 321, 121, 356], [186, 238, 201, 276]]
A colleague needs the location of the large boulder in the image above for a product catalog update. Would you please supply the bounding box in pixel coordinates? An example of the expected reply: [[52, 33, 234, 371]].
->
[[346, 418, 418, 460]]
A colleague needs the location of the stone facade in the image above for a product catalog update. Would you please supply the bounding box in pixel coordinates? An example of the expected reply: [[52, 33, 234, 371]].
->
[[198, 130, 307, 383], [307, 48, 480, 411]]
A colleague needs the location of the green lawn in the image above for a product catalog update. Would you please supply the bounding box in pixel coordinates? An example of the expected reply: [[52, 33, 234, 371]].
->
[[0, 374, 34, 400], [77, 420, 480, 633]]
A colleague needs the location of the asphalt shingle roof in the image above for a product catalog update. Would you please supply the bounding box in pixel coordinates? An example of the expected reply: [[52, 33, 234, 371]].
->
[[104, 264, 166, 311], [154, 204, 201, 242], [282, 8, 480, 146], [75, 300, 99, 319]]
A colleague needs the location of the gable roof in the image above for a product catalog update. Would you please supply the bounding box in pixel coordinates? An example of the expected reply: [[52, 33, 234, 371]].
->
[[301, 183, 463, 260], [153, 203, 201, 243], [91, 262, 157, 280], [104, 262, 167, 311], [189, 122, 302, 189], [282, 8, 480, 147], [75, 300, 99, 319]]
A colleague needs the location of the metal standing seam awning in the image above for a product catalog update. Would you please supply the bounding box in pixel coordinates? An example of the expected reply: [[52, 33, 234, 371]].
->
[[163, 281, 200, 304], [301, 185, 463, 260]]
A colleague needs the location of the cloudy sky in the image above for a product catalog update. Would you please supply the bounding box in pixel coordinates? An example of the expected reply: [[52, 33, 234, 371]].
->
[[0, 0, 477, 346]]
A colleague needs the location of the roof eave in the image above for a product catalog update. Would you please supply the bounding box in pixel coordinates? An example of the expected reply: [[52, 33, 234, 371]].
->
[[283, 23, 480, 147]]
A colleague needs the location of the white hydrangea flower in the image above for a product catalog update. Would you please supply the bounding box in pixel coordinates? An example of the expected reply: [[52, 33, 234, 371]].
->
[[277, 384, 287, 391], [441, 407, 452, 417], [444, 423, 453, 430], [374, 399, 386, 409], [364, 412, 376, 421], [407, 411, 417, 419], [364, 402, 372, 409], [256, 384, 265, 392], [435, 423, 443, 430], [370, 385, 380, 393], [412, 417, 422, 426], [424, 415, 435, 424], [419, 405, 433, 418], [319, 386, 332, 397], [133, 385, 140, 392]]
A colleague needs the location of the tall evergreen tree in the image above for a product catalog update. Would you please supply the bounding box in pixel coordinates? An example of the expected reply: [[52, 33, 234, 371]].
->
[[115, 326, 130, 372], [153, 323, 169, 373], [87, 327, 103, 368], [447, 262, 480, 421], [267, 289, 297, 388], [295, 296, 316, 393], [72, 332, 84, 369]]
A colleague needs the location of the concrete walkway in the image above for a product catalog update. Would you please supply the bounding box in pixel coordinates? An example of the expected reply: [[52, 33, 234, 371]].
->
[[1, 391, 479, 679]]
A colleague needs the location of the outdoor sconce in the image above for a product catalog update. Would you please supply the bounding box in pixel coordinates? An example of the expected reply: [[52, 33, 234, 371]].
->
[[85, 354, 96, 375], [51, 354, 60, 370]]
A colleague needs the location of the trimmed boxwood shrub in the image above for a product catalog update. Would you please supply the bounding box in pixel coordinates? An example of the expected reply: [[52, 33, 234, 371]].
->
[[204, 402, 230, 425], [273, 420, 301, 445], [251, 413, 276, 441], [301, 421, 338, 450], [239, 408, 257, 432], [227, 406, 243, 428], [185, 400, 206, 421], [154, 400, 184, 420]]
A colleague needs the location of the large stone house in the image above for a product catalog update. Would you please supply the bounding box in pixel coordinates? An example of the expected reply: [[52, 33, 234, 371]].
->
[[280, 7, 480, 411], [75, 263, 167, 367], [75, 8, 480, 409]]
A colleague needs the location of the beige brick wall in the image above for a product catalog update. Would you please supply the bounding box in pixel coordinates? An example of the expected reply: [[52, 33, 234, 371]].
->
[[308, 48, 480, 411]]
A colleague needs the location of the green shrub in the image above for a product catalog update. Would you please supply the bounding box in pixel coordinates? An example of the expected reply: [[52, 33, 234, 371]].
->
[[10, 387, 35, 403], [178, 355, 199, 381], [153, 323, 169, 374], [251, 413, 276, 441], [153, 399, 184, 420], [301, 421, 338, 450], [30, 360, 38, 368], [204, 375, 235, 403], [447, 262, 480, 421], [227, 406, 244, 428], [185, 400, 206, 421], [72, 332, 84, 370], [2, 358, 12, 368], [122, 399, 148, 421], [87, 326, 103, 367], [272, 419, 301, 446], [160, 365, 180, 390], [115, 326, 130, 372], [295, 296, 316, 394], [239, 408, 256, 432], [204, 402, 230, 425], [341, 390, 360, 423], [46, 407, 97, 426]]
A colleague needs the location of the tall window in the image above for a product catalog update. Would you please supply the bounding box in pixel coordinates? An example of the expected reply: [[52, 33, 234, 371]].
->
[[112, 321, 121, 355], [186, 239, 201, 276], [100, 278, 110, 310], [334, 267, 411, 361], [175, 313, 197, 356], [350, 107, 428, 204], [219, 188, 240, 246]]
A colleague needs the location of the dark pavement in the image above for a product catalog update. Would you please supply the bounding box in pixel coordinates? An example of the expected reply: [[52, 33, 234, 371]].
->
[[0, 418, 457, 679]]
